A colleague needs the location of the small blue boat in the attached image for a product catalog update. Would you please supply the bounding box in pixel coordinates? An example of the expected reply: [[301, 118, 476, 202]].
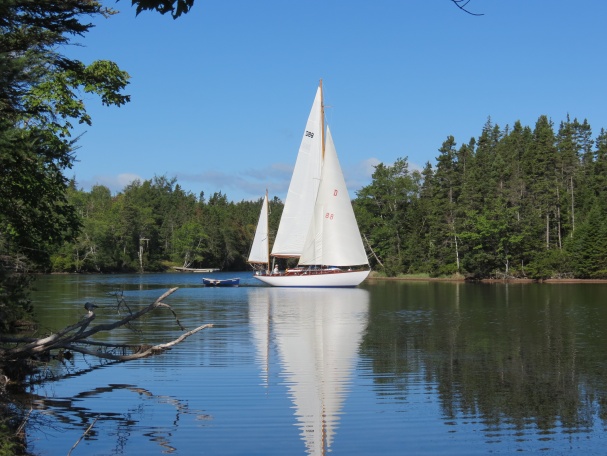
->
[[202, 277, 240, 287]]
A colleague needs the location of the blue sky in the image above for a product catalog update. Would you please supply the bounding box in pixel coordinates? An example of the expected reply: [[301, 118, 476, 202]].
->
[[66, 0, 607, 202]]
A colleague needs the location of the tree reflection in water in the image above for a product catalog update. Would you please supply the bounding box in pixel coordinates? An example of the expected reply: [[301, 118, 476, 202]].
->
[[361, 281, 607, 442], [15, 382, 211, 454]]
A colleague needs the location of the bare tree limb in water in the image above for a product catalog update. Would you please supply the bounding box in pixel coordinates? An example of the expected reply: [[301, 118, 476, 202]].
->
[[0, 288, 212, 384]]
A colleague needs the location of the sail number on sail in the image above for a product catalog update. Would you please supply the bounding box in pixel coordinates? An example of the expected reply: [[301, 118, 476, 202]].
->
[[325, 189, 339, 219]]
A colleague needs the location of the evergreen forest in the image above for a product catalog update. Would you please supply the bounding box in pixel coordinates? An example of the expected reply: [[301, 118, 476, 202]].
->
[[52, 115, 607, 280]]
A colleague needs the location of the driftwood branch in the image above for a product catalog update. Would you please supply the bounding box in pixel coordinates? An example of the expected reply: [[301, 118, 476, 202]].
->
[[61, 324, 213, 361], [0, 288, 213, 382]]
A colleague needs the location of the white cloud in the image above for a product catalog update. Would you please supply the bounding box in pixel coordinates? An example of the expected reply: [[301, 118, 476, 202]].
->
[[343, 157, 380, 193], [176, 165, 294, 202], [75, 173, 143, 194], [76, 157, 419, 202]]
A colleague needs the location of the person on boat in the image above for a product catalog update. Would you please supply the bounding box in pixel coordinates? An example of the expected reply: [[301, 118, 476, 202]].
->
[[273, 265, 279, 275]]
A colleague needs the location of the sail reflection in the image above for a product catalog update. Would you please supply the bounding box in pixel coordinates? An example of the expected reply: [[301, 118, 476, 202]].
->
[[248, 287, 369, 455], [249, 287, 272, 385]]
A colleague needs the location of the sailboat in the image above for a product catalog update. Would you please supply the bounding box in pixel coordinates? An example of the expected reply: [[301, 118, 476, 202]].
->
[[251, 81, 370, 288]]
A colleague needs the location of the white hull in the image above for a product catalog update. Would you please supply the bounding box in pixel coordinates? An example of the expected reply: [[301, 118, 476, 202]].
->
[[254, 269, 370, 288]]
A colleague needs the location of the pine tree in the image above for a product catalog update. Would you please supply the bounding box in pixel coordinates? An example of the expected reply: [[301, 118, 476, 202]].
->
[[523, 116, 558, 252], [569, 200, 607, 278], [591, 129, 607, 202], [427, 136, 462, 275]]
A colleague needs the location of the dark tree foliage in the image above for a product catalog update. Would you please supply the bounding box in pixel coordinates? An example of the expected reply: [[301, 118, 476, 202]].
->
[[354, 115, 607, 280], [568, 201, 607, 278], [355, 159, 421, 275], [0, 0, 124, 119], [0, 0, 130, 330], [129, 0, 194, 18]]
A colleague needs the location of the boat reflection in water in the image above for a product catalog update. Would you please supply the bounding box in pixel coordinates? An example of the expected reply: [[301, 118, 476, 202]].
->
[[248, 287, 369, 455]]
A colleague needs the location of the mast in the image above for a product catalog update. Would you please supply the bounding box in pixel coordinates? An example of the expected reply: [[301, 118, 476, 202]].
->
[[265, 188, 270, 274], [320, 79, 325, 159]]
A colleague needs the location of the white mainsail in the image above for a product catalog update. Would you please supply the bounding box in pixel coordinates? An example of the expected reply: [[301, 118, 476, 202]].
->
[[299, 126, 369, 267], [248, 192, 269, 266], [270, 86, 324, 258]]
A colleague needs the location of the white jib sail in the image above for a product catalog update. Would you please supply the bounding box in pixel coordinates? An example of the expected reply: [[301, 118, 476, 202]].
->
[[271, 86, 324, 258], [248, 193, 269, 264], [299, 126, 369, 267]]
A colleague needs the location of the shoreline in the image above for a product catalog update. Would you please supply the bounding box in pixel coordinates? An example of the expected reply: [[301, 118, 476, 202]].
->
[[41, 271, 607, 284], [365, 275, 607, 284]]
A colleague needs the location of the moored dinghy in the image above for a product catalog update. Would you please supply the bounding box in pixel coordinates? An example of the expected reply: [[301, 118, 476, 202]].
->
[[202, 277, 240, 287]]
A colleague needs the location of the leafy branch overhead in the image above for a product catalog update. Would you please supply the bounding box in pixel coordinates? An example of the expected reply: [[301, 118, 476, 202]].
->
[[0, 1, 130, 120], [450, 0, 484, 16], [130, 0, 195, 18], [126, 0, 483, 19], [25, 60, 130, 138]]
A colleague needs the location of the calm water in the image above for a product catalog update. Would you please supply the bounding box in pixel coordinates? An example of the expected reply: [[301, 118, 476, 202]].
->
[[17, 273, 607, 455]]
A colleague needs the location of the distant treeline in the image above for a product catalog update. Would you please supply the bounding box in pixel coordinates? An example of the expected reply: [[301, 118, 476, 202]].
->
[[53, 178, 285, 273], [53, 115, 607, 279]]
